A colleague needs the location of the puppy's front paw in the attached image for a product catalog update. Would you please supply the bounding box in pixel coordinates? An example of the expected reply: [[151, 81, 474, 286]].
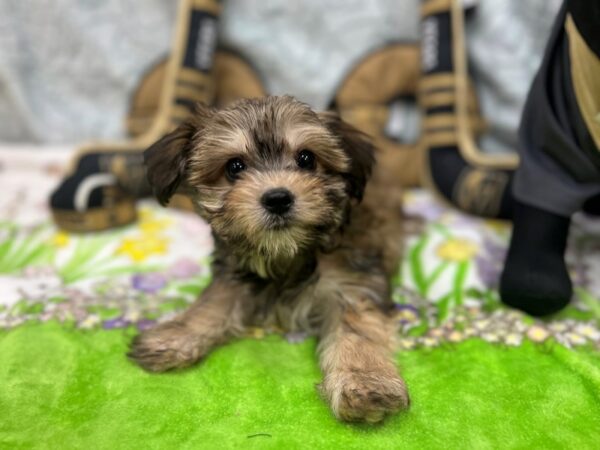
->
[[128, 321, 204, 372], [321, 369, 410, 423]]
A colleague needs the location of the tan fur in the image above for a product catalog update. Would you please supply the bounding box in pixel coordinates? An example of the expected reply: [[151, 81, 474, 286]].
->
[[129, 279, 250, 372], [318, 298, 409, 423], [131, 96, 409, 423]]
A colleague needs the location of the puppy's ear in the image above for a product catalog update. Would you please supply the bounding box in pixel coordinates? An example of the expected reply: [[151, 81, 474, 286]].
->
[[144, 104, 214, 206], [318, 112, 375, 201]]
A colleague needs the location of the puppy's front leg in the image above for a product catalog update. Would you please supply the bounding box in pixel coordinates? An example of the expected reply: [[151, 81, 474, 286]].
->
[[129, 278, 247, 372], [318, 298, 409, 423]]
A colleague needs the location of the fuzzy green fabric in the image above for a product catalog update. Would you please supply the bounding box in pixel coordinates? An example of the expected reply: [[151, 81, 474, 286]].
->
[[1, 321, 599, 449], [2, 152, 600, 448]]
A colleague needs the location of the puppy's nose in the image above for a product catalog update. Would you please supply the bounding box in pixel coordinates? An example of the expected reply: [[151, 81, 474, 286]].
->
[[261, 188, 294, 215]]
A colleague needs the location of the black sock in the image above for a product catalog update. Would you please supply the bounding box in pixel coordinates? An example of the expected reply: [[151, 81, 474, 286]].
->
[[500, 201, 572, 316], [582, 194, 600, 216]]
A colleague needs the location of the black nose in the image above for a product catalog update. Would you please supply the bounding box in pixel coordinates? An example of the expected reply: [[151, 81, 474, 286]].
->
[[261, 188, 294, 215]]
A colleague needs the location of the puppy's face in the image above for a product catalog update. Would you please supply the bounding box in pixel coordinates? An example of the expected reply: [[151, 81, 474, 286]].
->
[[145, 96, 374, 266]]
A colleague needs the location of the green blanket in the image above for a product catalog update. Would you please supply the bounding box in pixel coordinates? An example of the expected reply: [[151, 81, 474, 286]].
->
[[1, 150, 599, 448]]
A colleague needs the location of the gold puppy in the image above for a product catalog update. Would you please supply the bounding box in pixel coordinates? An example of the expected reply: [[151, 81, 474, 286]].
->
[[129, 96, 409, 423]]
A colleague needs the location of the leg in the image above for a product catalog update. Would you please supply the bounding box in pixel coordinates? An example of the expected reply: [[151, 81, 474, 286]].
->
[[129, 278, 247, 372], [500, 201, 572, 316], [500, 0, 600, 316], [583, 193, 600, 216], [318, 297, 409, 423]]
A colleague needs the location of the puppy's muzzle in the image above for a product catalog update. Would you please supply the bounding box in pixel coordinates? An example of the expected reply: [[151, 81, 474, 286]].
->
[[261, 188, 294, 215]]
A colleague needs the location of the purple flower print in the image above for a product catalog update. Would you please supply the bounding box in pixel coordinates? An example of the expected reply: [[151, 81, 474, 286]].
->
[[404, 195, 445, 222], [475, 237, 507, 289], [285, 331, 309, 344], [103, 317, 130, 329], [136, 319, 157, 331], [393, 304, 421, 325], [131, 273, 167, 293]]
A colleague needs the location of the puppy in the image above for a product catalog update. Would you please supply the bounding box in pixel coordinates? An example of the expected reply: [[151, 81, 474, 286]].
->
[[129, 96, 409, 423]]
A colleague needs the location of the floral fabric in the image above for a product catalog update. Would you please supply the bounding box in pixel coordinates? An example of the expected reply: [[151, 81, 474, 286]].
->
[[1, 147, 599, 350]]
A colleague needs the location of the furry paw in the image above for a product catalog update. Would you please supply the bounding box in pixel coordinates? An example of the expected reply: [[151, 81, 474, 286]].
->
[[128, 321, 204, 372], [321, 369, 410, 423]]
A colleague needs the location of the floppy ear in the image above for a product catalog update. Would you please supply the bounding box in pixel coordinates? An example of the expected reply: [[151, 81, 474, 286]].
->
[[318, 112, 375, 201], [144, 104, 213, 206]]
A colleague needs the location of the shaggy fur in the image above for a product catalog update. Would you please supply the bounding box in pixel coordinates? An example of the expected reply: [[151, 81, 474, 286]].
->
[[129, 96, 409, 423]]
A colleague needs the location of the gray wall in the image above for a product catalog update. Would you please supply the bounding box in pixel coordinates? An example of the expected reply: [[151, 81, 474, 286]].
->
[[0, 0, 561, 155]]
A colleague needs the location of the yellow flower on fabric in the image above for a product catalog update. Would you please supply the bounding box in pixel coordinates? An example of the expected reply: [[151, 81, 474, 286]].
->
[[51, 231, 70, 247], [116, 235, 169, 262], [549, 322, 568, 333], [504, 333, 522, 346], [124, 310, 141, 322], [429, 328, 444, 338], [79, 315, 100, 329], [464, 327, 476, 337], [575, 324, 600, 340], [394, 305, 420, 324], [482, 332, 500, 343], [399, 338, 416, 350], [138, 207, 156, 221], [421, 336, 439, 348], [246, 327, 265, 339], [447, 330, 464, 343], [436, 238, 478, 262], [527, 325, 550, 343], [139, 218, 173, 235], [473, 319, 491, 331], [565, 332, 586, 346], [137, 207, 173, 235], [483, 219, 510, 235]]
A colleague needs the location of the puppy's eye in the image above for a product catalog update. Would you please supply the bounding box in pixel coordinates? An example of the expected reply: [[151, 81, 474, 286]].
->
[[226, 158, 246, 181], [296, 149, 316, 170]]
